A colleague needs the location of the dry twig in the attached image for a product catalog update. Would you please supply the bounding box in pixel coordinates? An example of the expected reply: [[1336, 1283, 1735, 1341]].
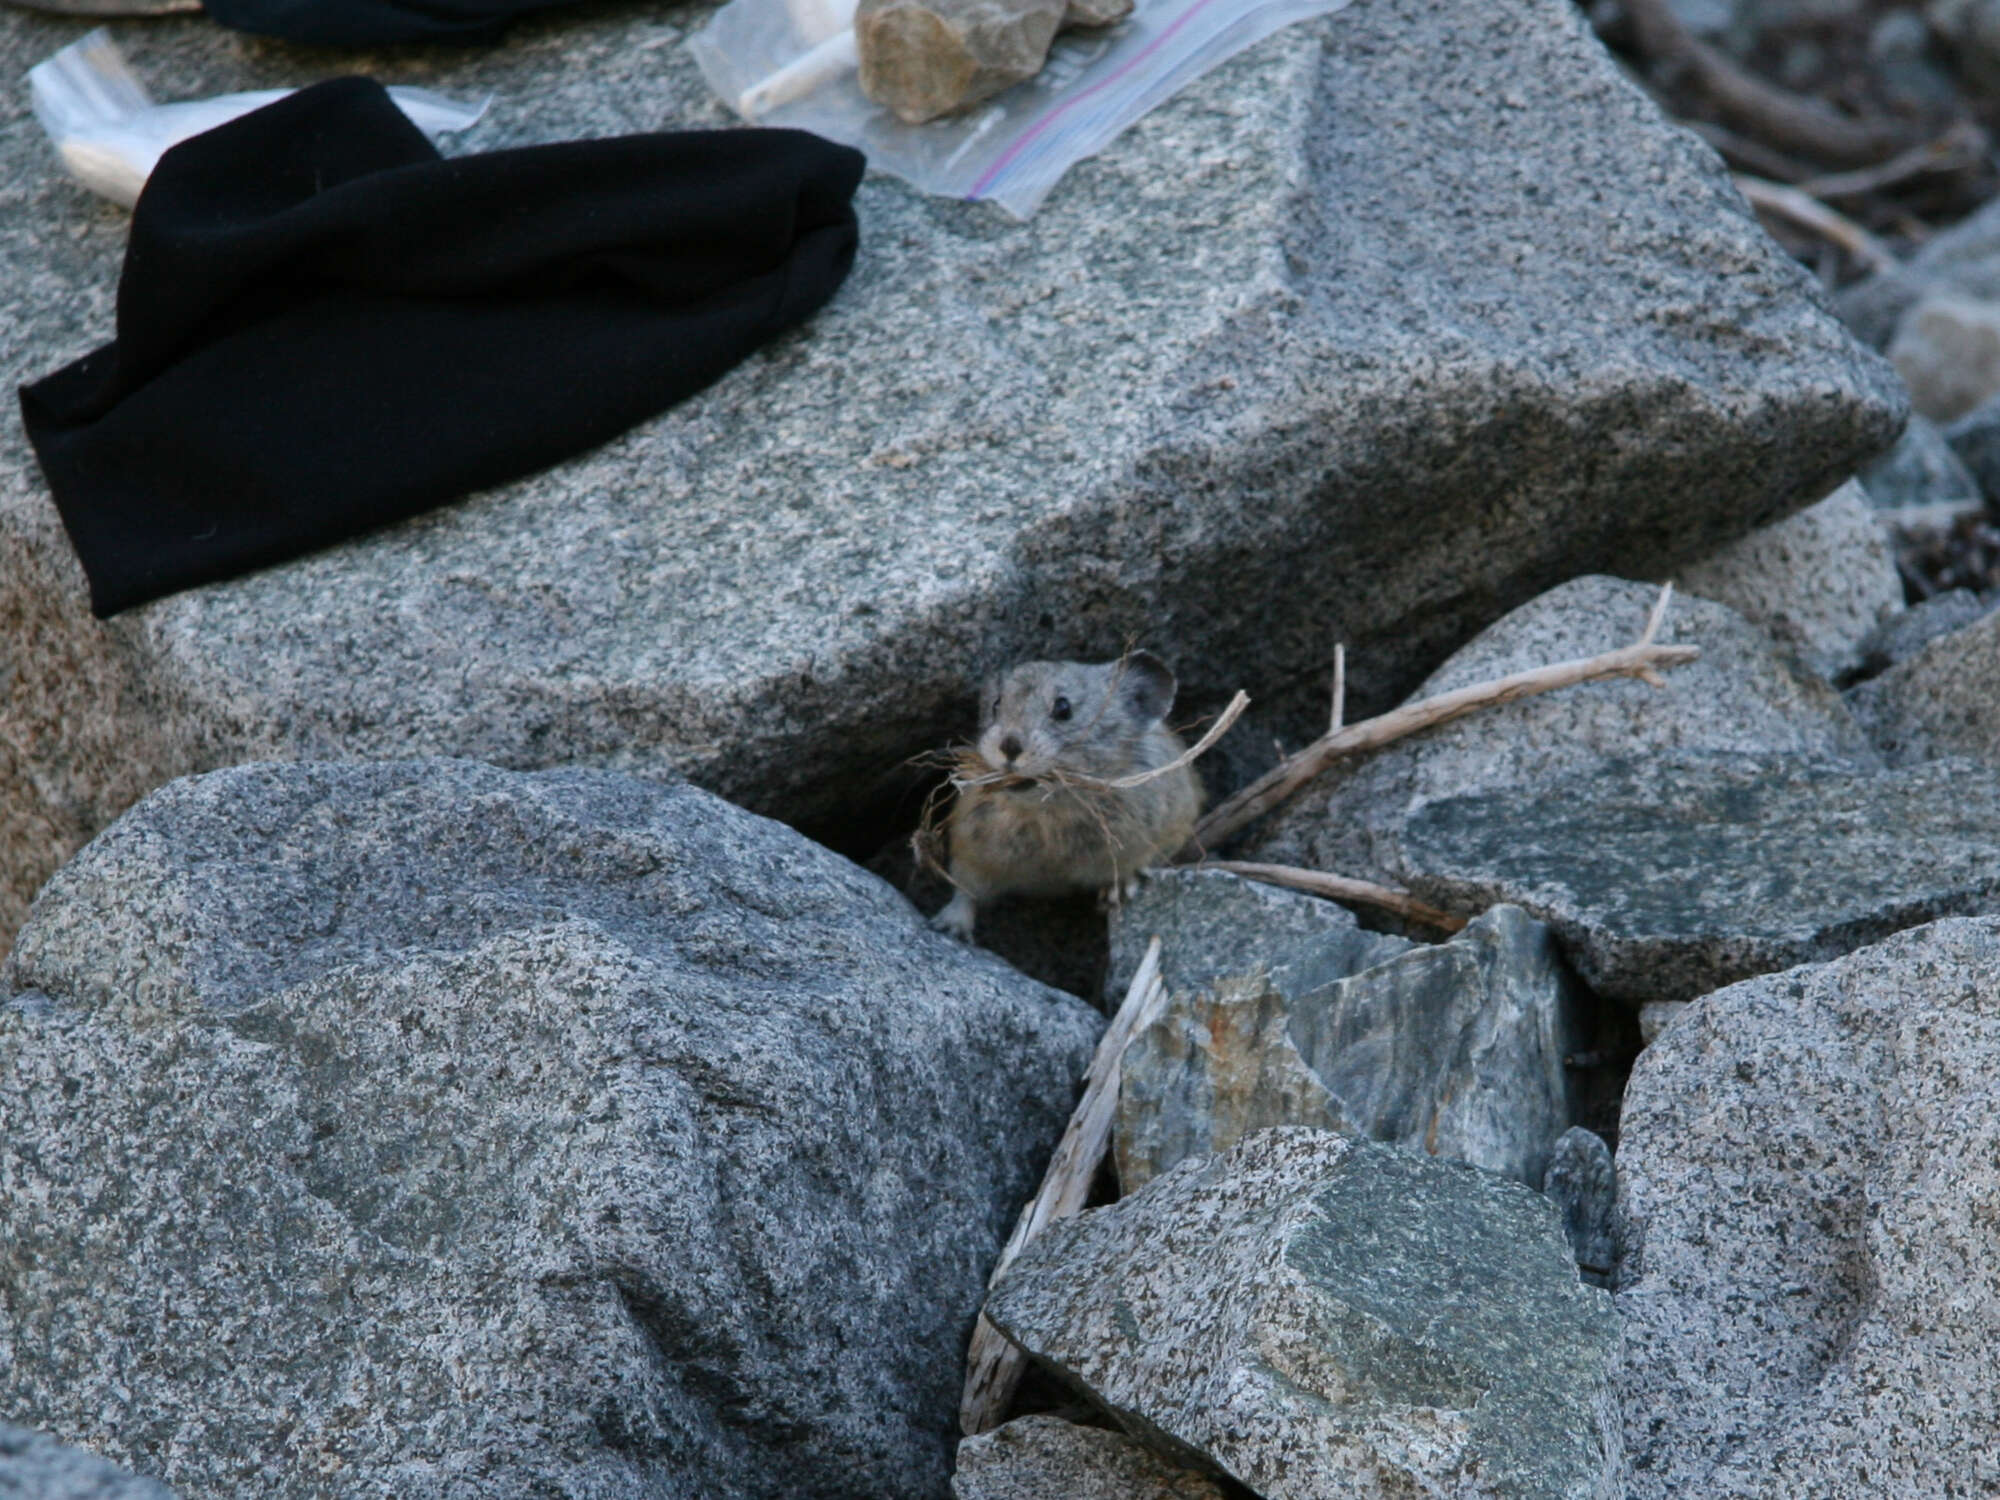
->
[[1176, 583, 1699, 857], [1620, 0, 1914, 167], [1733, 174, 1899, 272], [1202, 861, 1467, 932], [959, 936, 1171, 1436], [1797, 121, 1988, 200]]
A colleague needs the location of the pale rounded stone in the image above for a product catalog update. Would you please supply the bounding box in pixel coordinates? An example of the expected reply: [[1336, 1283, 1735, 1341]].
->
[[1888, 294, 2000, 422]]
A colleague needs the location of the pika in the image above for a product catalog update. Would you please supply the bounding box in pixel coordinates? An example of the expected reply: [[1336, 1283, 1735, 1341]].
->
[[930, 651, 1202, 941]]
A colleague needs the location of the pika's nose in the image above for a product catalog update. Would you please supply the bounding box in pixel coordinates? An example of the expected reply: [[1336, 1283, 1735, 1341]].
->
[[999, 733, 1024, 762]]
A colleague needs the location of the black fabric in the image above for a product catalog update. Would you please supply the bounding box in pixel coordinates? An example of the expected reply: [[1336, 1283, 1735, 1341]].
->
[[203, 0, 572, 46], [20, 78, 865, 617]]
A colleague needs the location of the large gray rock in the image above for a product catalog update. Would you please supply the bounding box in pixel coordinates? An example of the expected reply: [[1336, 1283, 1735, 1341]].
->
[[1401, 751, 2000, 1004], [1246, 575, 1878, 890], [0, 0, 1905, 955], [951, 1416, 1233, 1500], [1114, 904, 1586, 1191], [0, 1428, 175, 1500], [1848, 604, 2000, 767], [1615, 917, 2000, 1499], [1674, 478, 1903, 678], [1850, 586, 1993, 677], [0, 759, 1101, 1500], [986, 1128, 1624, 1500], [1944, 391, 2000, 505], [1103, 866, 1410, 1007]]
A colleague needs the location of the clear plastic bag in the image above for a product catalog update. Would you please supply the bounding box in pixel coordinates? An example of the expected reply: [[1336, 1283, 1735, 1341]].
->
[[688, 0, 1354, 219], [29, 29, 491, 209]]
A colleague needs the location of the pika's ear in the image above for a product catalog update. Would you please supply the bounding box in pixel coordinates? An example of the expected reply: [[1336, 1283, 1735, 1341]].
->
[[1121, 650, 1177, 723]]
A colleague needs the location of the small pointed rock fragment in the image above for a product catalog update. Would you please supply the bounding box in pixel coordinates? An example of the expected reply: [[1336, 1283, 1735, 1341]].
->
[[856, 0, 1069, 122]]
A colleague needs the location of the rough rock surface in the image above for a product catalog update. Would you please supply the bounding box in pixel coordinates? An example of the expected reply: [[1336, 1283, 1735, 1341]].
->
[[856, 0, 1067, 124], [1615, 918, 2000, 1499], [1103, 867, 1409, 1007], [1401, 751, 2000, 1004], [1836, 193, 2000, 347], [986, 1128, 1624, 1500], [1888, 294, 2000, 421], [1860, 413, 1983, 509], [951, 1416, 1234, 1500], [1246, 576, 1878, 890], [0, 0, 1905, 954], [1848, 604, 2000, 767], [1674, 478, 1903, 678], [0, 1428, 175, 1500], [0, 759, 1101, 1500], [1114, 904, 1585, 1191]]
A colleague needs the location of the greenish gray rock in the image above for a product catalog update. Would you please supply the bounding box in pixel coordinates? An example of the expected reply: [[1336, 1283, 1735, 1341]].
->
[[1615, 917, 2000, 1499], [1246, 576, 1878, 890], [1848, 604, 2000, 768], [1114, 904, 1585, 1192], [951, 1416, 1234, 1500], [1674, 479, 1903, 679], [1859, 414, 1982, 510], [1401, 751, 2000, 1004], [856, 0, 1068, 124], [1542, 1127, 1619, 1285], [1103, 867, 1410, 1009], [0, 759, 1100, 1500], [0, 1427, 175, 1500], [0, 0, 1905, 956], [986, 1127, 1624, 1500]]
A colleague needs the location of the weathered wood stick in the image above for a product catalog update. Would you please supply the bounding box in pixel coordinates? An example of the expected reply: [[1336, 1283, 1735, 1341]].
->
[[1734, 175, 1898, 273], [1202, 860, 1468, 932], [1178, 583, 1699, 857], [959, 935, 1170, 1436]]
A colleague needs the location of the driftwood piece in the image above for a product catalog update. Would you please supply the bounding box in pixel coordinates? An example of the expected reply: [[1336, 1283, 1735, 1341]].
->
[[1177, 583, 1699, 857], [1201, 860, 1467, 933], [960, 935, 1170, 1435], [1620, 0, 1914, 168], [1734, 175, 1899, 273]]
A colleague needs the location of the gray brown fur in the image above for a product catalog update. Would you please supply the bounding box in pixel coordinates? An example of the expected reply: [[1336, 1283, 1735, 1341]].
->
[[931, 653, 1202, 941]]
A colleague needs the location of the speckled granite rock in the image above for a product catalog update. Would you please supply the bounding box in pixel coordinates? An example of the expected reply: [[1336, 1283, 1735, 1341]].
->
[[1114, 904, 1586, 1191], [951, 1416, 1233, 1500], [0, 759, 1100, 1500], [1944, 393, 2000, 504], [1103, 867, 1410, 1008], [0, 0, 1904, 954], [1401, 752, 2000, 1004], [1542, 1127, 1619, 1286], [1850, 586, 1992, 677], [1675, 479, 1903, 678], [1615, 918, 2000, 1499], [1848, 605, 2000, 768], [1246, 576, 1878, 890], [986, 1128, 1624, 1500], [0, 1427, 175, 1500]]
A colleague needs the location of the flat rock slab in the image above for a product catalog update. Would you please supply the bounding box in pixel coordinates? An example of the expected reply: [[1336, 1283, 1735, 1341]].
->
[[1115, 904, 1587, 1191], [0, 1427, 176, 1500], [1401, 752, 2000, 1005], [0, 0, 1903, 951], [1247, 576, 1879, 891], [1615, 917, 2000, 1499], [951, 1416, 1234, 1500], [0, 759, 1100, 1500], [986, 1127, 1623, 1500]]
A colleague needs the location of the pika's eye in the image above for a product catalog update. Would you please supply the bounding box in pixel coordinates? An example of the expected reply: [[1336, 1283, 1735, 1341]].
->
[[1051, 696, 1072, 722]]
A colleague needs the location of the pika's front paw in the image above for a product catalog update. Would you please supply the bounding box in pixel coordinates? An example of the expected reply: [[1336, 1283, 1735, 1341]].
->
[[930, 891, 977, 942]]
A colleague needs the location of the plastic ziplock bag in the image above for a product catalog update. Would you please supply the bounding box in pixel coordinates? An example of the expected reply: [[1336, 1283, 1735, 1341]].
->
[[688, 0, 1353, 219], [29, 29, 491, 208]]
